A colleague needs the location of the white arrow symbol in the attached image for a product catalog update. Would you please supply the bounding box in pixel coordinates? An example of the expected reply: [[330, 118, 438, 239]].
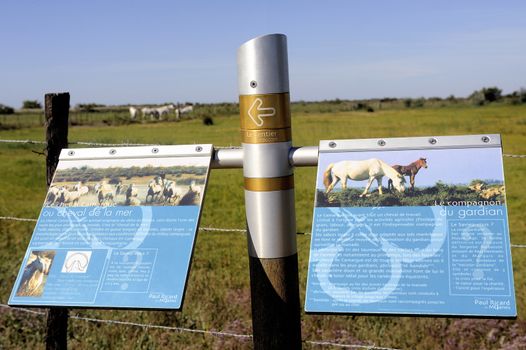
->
[[248, 98, 276, 126]]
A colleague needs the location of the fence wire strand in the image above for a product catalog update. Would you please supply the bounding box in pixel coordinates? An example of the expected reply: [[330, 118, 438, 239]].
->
[[1, 304, 400, 350], [2, 216, 526, 248], [0, 138, 525, 158]]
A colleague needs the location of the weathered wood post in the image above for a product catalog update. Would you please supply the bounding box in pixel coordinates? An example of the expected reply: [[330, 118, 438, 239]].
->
[[44, 92, 70, 350], [238, 34, 302, 349]]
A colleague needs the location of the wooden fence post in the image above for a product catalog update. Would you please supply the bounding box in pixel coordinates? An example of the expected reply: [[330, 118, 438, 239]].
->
[[44, 92, 70, 350]]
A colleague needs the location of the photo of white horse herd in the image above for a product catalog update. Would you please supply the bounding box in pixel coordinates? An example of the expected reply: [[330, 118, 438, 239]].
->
[[128, 104, 193, 121], [45, 174, 204, 208]]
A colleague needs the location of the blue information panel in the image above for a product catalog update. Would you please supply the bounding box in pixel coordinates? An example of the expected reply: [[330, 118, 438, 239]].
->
[[9, 145, 212, 310], [305, 135, 516, 317]]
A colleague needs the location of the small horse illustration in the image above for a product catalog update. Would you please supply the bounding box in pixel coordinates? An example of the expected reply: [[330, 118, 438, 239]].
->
[[388, 158, 428, 191], [323, 158, 406, 197]]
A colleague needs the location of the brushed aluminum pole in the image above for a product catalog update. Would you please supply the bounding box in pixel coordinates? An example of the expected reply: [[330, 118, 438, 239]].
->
[[238, 34, 302, 349]]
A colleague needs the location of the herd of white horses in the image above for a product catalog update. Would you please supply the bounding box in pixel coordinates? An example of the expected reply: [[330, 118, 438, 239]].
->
[[129, 104, 193, 121], [46, 176, 202, 207]]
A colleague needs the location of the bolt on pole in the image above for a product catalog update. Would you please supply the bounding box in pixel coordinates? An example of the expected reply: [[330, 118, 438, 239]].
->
[[238, 34, 302, 349]]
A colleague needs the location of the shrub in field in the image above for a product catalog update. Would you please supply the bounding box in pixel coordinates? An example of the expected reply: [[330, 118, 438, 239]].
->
[[413, 98, 425, 108], [470, 86, 503, 105], [481, 87, 502, 102], [22, 100, 42, 109], [76, 103, 105, 112], [0, 103, 15, 114], [469, 90, 486, 106], [403, 99, 412, 108]]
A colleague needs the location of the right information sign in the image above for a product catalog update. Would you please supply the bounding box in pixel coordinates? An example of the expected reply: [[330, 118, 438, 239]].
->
[[305, 134, 516, 317]]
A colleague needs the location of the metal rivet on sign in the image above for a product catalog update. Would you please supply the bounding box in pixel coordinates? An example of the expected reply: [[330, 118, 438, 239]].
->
[[428, 138, 437, 145], [377, 140, 386, 147], [328, 142, 337, 148], [250, 80, 257, 88], [152, 147, 159, 154], [109, 149, 117, 155], [481, 136, 490, 143], [195, 146, 203, 152], [68, 150, 75, 156]]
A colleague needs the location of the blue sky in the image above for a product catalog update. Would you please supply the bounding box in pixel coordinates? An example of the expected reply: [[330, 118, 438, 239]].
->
[[1, 1, 525, 108], [316, 147, 505, 189]]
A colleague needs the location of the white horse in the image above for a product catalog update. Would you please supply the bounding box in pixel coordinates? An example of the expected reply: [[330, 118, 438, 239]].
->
[[141, 107, 159, 120], [45, 186, 61, 206], [97, 181, 115, 206], [323, 158, 406, 197], [129, 107, 139, 120], [146, 176, 164, 203], [162, 180, 179, 204], [176, 105, 193, 120], [73, 182, 89, 195], [55, 187, 84, 206], [125, 184, 140, 206], [179, 105, 193, 114], [154, 104, 175, 120]]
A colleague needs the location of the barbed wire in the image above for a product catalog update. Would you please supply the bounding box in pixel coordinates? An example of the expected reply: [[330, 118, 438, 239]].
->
[[0, 304, 400, 350], [2, 216, 526, 247], [0, 138, 525, 158], [0, 216, 38, 222], [0, 139, 47, 145], [73, 141, 154, 147]]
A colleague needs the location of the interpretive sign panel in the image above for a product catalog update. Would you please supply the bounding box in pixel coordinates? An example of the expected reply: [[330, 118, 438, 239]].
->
[[9, 145, 212, 310], [305, 135, 516, 317]]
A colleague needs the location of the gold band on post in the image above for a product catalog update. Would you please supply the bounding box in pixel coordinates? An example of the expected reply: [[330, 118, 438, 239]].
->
[[244, 175, 295, 192], [241, 128, 292, 144], [240, 93, 291, 130]]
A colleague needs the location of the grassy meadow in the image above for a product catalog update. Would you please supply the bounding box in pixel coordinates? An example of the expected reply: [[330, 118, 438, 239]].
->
[[1, 103, 526, 349]]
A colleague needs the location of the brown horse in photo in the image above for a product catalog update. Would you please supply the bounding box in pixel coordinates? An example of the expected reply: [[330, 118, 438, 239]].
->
[[388, 158, 428, 191]]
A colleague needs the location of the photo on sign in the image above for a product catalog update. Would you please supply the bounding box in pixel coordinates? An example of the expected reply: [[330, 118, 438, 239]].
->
[[315, 147, 505, 207], [15, 250, 56, 297], [45, 157, 207, 208]]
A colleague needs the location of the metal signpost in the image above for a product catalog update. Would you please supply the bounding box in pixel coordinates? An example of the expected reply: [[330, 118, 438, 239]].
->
[[238, 34, 302, 349], [9, 34, 517, 350]]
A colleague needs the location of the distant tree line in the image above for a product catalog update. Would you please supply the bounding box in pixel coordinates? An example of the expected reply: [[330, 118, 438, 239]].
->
[[2, 86, 526, 117], [54, 165, 208, 183]]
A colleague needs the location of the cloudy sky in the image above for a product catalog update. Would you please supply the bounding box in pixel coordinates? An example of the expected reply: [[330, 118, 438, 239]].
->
[[1, 0, 525, 108]]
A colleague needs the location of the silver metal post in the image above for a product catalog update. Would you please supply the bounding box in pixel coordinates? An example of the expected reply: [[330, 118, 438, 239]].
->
[[238, 34, 302, 349]]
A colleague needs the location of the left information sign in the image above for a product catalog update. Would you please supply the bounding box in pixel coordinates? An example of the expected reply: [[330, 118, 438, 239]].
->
[[9, 145, 212, 310]]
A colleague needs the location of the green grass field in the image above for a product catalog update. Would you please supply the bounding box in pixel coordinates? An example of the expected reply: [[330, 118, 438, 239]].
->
[[1, 103, 525, 349]]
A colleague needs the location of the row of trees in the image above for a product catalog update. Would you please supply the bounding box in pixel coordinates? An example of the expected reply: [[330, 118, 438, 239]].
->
[[2, 87, 526, 115]]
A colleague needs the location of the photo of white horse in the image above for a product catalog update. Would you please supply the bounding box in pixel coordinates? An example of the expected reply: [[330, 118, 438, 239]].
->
[[323, 158, 406, 197], [15, 251, 55, 297]]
